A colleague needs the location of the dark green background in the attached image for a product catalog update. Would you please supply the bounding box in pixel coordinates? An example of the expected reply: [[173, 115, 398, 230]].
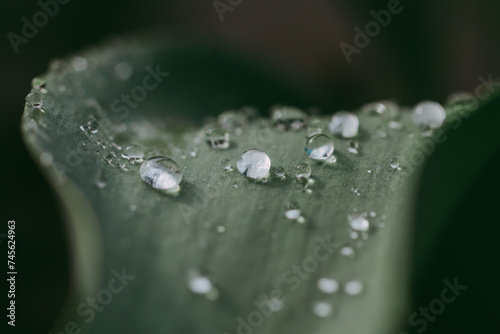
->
[[1, 0, 499, 333]]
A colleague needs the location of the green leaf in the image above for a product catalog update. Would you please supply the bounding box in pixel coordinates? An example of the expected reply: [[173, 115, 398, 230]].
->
[[21, 38, 499, 334]]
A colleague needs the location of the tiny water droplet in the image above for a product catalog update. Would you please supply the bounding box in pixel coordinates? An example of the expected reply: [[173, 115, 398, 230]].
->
[[31, 77, 47, 93], [216, 225, 226, 233], [140, 156, 183, 190], [295, 163, 311, 179], [369, 211, 376, 218], [285, 209, 301, 220], [307, 118, 326, 136], [25, 93, 43, 109], [349, 215, 370, 232], [122, 145, 144, 162], [313, 301, 333, 318], [367, 169, 372, 174], [317, 278, 339, 294], [389, 158, 400, 169], [71, 56, 88, 72], [350, 231, 359, 239], [326, 155, 337, 164], [130, 204, 137, 211], [221, 159, 232, 170], [237, 149, 271, 180], [329, 112, 359, 138], [206, 128, 230, 149], [297, 216, 306, 224], [95, 172, 107, 189], [305, 134, 334, 160], [412, 101, 446, 129], [344, 280, 364, 296], [188, 271, 213, 295], [274, 166, 285, 178], [347, 140, 359, 154], [389, 121, 403, 130], [39, 152, 53, 166], [341, 246, 355, 257], [113, 62, 133, 81], [271, 106, 307, 131]]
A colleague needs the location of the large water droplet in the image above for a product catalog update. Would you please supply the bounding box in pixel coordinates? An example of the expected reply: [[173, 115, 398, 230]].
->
[[344, 280, 364, 295], [295, 163, 311, 179], [206, 129, 230, 149], [305, 134, 334, 160], [237, 149, 271, 180], [317, 278, 339, 294], [328, 112, 359, 138], [140, 156, 183, 190], [25, 93, 43, 109], [349, 215, 370, 232], [412, 101, 446, 129], [122, 145, 144, 162], [271, 106, 307, 131]]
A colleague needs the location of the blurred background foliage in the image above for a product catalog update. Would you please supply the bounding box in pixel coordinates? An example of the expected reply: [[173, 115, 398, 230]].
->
[[1, 0, 500, 333]]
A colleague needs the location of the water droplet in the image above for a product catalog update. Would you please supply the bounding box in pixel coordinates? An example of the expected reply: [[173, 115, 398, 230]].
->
[[39, 152, 53, 166], [206, 129, 230, 149], [349, 215, 370, 232], [362, 101, 398, 117], [25, 93, 43, 109], [389, 121, 403, 130], [188, 271, 213, 295], [271, 106, 307, 131], [285, 209, 301, 220], [122, 145, 144, 162], [389, 158, 400, 169], [113, 62, 133, 81], [313, 301, 333, 318], [31, 77, 47, 93], [305, 134, 334, 160], [221, 159, 232, 170], [328, 112, 359, 138], [297, 216, 306, 223], [130, 204, 137, 211], [274, 166, 285, 178], [189, 148, 198, 158], [218, 110, 249, 129], [369, 211, 376, 218], [216, 225, 226, 233], [295, 163, 311, 179], [237, 149, 271, 180], [367, 170, 372, 174], [412, 101, 446, 129], [72, 56, 88, 72], [140, 156, 183, 190], [341, 246, 355, 257], [317, 278, 339, 294], [326, 155, 337, 164], [347, 140, 359, 154], [344, 280, 364, 295], [95, 172, 107, 189], [307, 118, 326, 136]]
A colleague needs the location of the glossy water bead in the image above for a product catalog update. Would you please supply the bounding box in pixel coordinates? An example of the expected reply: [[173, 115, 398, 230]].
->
[[237, 149, 271, 180], [122, 145, 144, 162], [25, 93, 43, 108], [328, 111, 359, 138], [206, 128, 230, 149], [305, 134, 334, 160], [295, 163, 311, 179], [140, 156, 183, 190], [411, 101, 446, 129], [271, 106, 307, 131]]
